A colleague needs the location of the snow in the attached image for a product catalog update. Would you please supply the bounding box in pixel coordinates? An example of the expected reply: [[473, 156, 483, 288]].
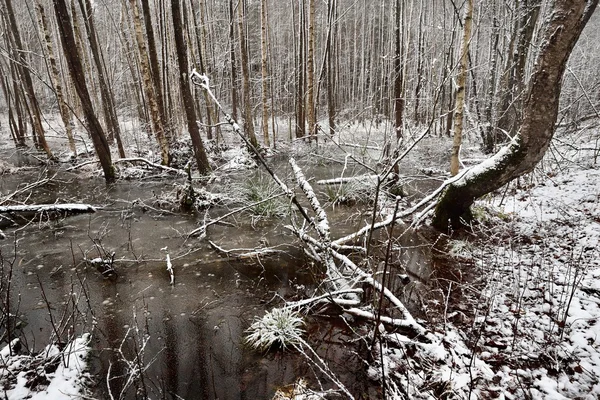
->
[[0, 334, 92, 400], [369, 127, 600, 399]]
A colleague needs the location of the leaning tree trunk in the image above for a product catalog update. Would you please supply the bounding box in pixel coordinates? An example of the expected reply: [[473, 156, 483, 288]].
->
[[54, 0, 115, 183], [432, 0, 598, 231]]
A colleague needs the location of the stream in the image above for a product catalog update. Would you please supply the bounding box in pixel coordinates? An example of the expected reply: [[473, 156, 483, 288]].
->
[[0, 150, 438, 399]]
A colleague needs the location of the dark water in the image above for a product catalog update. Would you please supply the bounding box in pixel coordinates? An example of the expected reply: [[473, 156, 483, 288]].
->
[[0, 162, 372, 399], [0, 150, 436, 399]]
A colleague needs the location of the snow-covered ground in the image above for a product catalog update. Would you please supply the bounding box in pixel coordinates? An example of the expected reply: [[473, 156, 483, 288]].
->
[[367, 126, 600, 399], [0, 334, 92, 399]]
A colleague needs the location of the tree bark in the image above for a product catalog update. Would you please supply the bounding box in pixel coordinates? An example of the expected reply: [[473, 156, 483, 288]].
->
[[393, 0, 404, 140], [237, 0, 259, 149], [3, 0, 53, 158], [433, 0, 599, 231], [36, 1, 77, 156], [450, 0, 473, 176], [78, 0, 125, 158], [306, 0, 316, 139], [260, 0, 271, 147], [53, 0, 115, 183], [171, 0, 211, 175], [129, 0, 170, 165]]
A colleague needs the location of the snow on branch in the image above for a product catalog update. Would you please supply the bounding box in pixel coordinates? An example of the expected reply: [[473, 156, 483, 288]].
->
[[0, 203, 97, 213], [114, 157, 186, 176], [290, 158, 330, 242]]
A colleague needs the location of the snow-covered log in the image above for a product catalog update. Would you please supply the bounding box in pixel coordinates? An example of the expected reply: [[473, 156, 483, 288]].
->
[[114, 157, 186, 175], [0, 203, 97, 213]]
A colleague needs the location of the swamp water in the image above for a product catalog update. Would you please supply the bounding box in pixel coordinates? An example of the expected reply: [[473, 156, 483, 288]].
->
[[0, 154, 436, 399]]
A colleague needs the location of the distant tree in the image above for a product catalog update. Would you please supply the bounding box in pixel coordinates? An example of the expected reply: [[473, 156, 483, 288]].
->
[[129, 0, 170, 165], [3, 0, 53, 158], [35, 1, 77, 156], [433, 0, 599, 231], [78, 0, 125, 158], [237, 0, 259, 149], [53, 0, 115, 183]]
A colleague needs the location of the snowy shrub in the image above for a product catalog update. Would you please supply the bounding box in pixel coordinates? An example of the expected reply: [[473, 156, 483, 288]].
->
[[245, 308, 305, 351]]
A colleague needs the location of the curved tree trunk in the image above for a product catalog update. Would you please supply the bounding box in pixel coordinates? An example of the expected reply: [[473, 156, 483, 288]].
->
[[432, 0, 598, 231]]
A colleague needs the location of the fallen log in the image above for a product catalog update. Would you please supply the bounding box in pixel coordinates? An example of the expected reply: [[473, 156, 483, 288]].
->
[[0, 203, 97, 213]]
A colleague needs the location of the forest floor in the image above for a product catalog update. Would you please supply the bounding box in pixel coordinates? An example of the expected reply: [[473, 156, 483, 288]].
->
[[0, 115, 599, 399], [374, 125, 600, 399]]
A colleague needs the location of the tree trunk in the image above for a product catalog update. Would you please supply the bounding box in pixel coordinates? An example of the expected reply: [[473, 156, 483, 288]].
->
[[449, 0, 473, 176], [237, 0, 259, 149], [393, 0, 404, 140], [326, 0, 336, 136], [260, 0, 271, 147], [228, 0, 239, 121], [129, 0, 170, 165], [306, 0, 316, 139], [3, 0, 53, 158], [296, 0, 306, 139], [171, 0, 211, 175], [496, 0, 542, 142], [78, 0, 125, 158], [53, 0, 115, 183], [36, 1, 77, 156], [433, 0, 598, 231]]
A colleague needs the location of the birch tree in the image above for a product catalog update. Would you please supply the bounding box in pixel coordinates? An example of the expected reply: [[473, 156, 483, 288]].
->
[[450, 0, 473, 176]]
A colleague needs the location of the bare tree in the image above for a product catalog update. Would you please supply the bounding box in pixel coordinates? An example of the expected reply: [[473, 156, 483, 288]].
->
[[53, 0, 115, 183], [237, 0, 259, 149], [171, 0, 211, 175], [450, 0, 473, 176], [3, 0, 53, 158], [129, 0, 170, 165]]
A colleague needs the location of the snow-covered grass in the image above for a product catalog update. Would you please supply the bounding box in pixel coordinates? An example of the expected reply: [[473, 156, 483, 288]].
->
[[0, 334, 92, 399], [246, 307, 305, 351]]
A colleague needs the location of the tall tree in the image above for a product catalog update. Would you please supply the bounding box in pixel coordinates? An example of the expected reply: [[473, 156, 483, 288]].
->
[[450, 0, 474, 176], [129, 0, 170, 165], [260, 0, 271, 147], [35, 1, 77, 156], [306, 0, 317, 139], [393, 0, 404, 140], [78, 0, 126, 158], [237, 0, 259, 148], [496, 0, 542, 143], [433, 0, 599, 230], [53, 0, 115, 182], [3, 0, 53, 158], [171, 0, 211, 175]]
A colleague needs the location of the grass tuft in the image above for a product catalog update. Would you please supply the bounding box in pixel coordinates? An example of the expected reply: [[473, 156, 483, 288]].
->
[[246, 308, 305, 352]]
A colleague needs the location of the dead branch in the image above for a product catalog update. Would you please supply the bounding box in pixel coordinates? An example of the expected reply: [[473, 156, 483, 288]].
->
[[208, 240, 284, 260], [114, 158, 186, 175]]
